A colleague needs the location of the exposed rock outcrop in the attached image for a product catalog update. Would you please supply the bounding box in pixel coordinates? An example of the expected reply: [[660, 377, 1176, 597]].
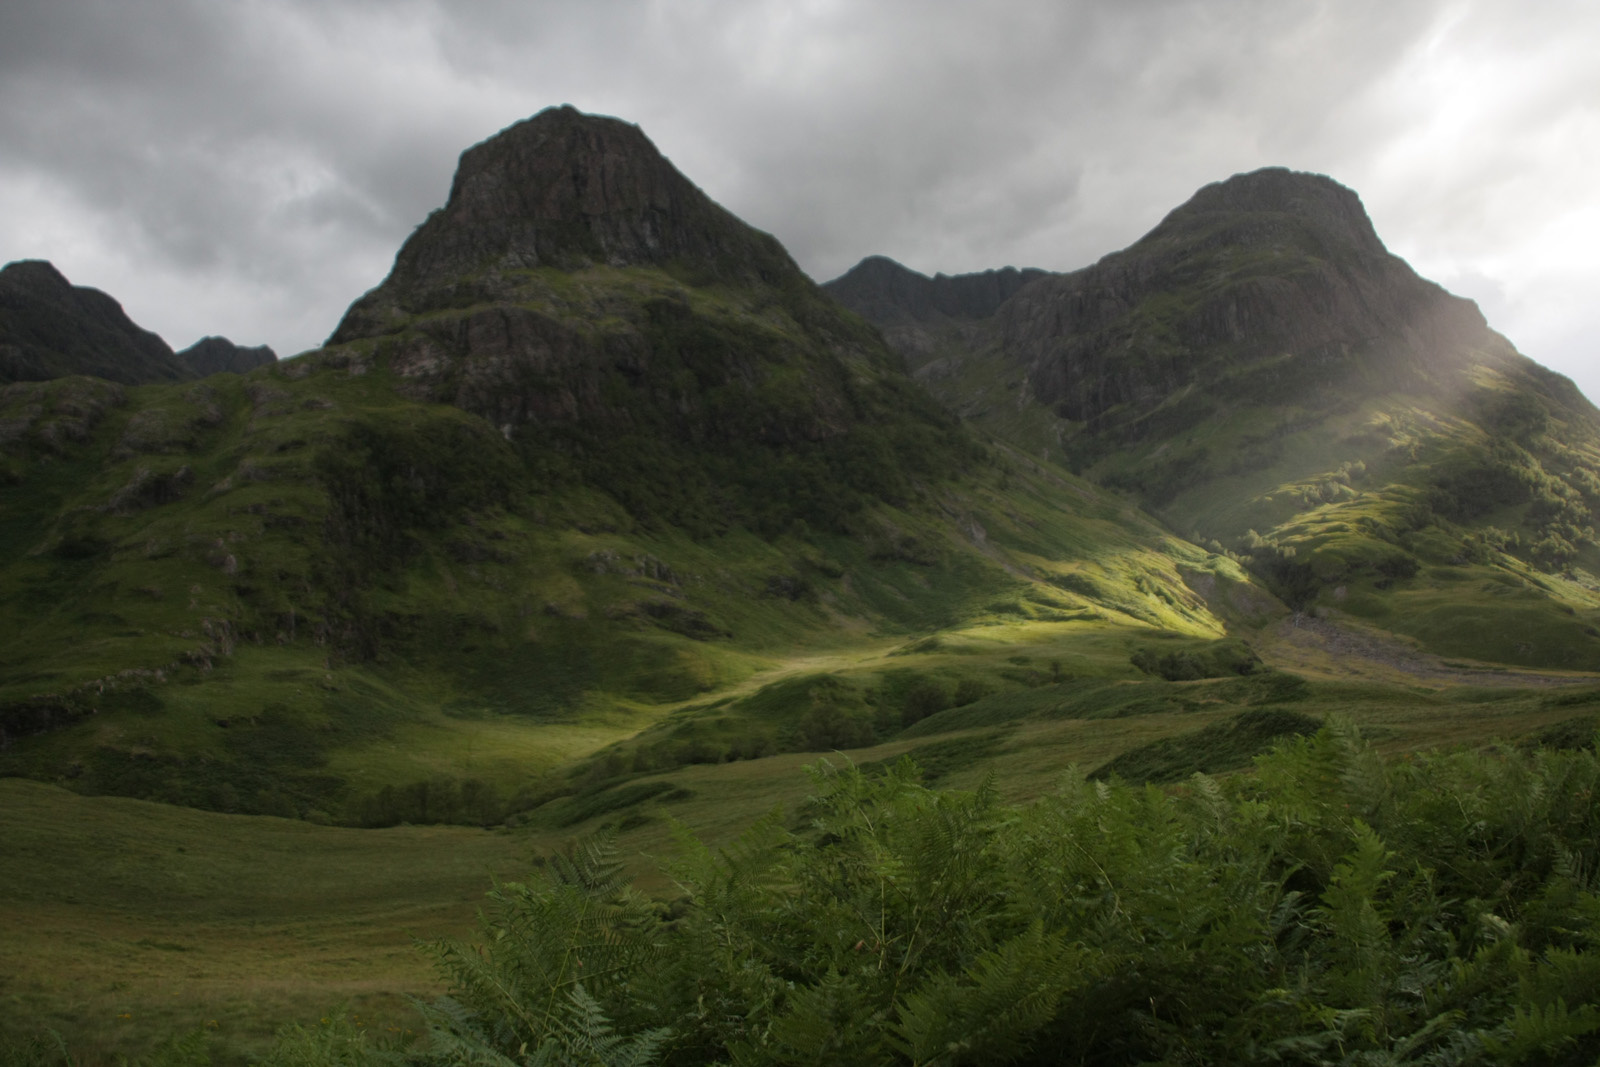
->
[[330, 105, 805, 345], [822, 256, 1049, 327], [176, 336, 277, 377], [829, 169, 1517, 428], [996, 167, 1500, 424], [313, 106, 968, 533]]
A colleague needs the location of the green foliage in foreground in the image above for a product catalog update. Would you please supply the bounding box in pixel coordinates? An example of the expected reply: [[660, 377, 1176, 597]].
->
[[430, 726, 1600, 1066], [12, 725, 1600, 1065]]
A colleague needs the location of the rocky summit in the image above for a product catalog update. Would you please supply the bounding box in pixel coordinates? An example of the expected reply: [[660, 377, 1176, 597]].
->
[[312, 106, 971, 536], [829, 168, 1525, 430], [995, 167, 1501, 424], [330, 105, 803, 344], [828, 166, 1600, 671], [0, 260, 192, 385], [175, 336, 277, 377]]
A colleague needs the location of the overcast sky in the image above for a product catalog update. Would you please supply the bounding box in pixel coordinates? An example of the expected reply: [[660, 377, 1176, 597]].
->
[[1, 0, 1595, 403]]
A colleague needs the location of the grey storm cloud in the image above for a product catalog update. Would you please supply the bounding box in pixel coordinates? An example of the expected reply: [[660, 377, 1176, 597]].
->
[[0, 0, 1595, 401]]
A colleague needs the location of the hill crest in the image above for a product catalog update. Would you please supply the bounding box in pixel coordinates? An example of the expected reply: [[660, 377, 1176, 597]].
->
[[0, 259, 191, 385], [330, 106, 803, 344], [1137, 166, 1389, 258], [822, 256, 1050, 327]]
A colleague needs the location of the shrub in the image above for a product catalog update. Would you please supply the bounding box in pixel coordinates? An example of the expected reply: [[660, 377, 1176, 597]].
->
[[1130, 638, 1263, 681], [425, 731, 1600, 1065], [900, 680, 950, 726]]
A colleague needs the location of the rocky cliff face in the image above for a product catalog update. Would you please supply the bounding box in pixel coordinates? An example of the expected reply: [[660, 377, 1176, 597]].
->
[[0, 260, 191, 385], [821, 256, 1052, 386], [823, 256, 1048, 328], [998, 168, 1501, 425], [315, 106, 968, 533], [330, 106, 804, 345], [176, 336, 277, 377], [825, 167, 1587, 452]]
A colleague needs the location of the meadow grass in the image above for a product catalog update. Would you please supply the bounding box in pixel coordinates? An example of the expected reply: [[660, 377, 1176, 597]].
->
[[0, 778, 539, 1061], [5, 276, 1600, 1060], [6, 637, 1599, 1063]]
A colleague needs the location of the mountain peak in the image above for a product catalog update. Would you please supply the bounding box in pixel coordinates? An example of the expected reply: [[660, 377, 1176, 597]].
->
[[330, 106, 801, 343], [1, 259, 73, 291], [175, 335, 277, 377], [822, 256, 1050, 327], [1139, 166, 1387, 258], [0, 259, 189, 385]]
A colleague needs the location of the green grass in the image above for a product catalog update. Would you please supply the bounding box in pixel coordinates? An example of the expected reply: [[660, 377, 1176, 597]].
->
[[0, 778, 536, 1061], [1088, 707, 1324, 782], [6, 630, 1600, 1062], [1, 343, 1269, 822], [8, 194, 1600, 1060]]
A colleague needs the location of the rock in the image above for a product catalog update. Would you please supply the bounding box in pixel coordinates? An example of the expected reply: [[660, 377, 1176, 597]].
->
[[302, 106, 968, 535], [0, 260, 191, 385], [995, 167, 1495, 424], [826, 167, 1523, 430], [823, 256, 1050, 327], [330, 105, 806, 345], [175, 336, 277, 376]]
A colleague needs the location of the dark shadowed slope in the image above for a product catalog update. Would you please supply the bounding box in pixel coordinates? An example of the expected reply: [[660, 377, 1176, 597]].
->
[[175, 336, 277, 377], [0, 260, 192, 385]]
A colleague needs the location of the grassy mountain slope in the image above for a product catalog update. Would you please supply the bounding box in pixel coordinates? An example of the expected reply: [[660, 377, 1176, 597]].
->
[[0, 109, 1264, 822], [826, 169, 1600, 671], [0, 347, 1264, 820], [9, 124, 1600, 1062]]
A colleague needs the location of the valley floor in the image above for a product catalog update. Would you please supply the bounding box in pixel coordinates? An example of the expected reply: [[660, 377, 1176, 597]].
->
[[5, 622, 1599, 1061]]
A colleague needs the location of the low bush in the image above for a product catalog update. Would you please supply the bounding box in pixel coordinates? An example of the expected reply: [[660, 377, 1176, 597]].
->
[[415, 724, 1600, 1065], [1130, 637, 1263, 680], [26, 725, 1600, 1066]]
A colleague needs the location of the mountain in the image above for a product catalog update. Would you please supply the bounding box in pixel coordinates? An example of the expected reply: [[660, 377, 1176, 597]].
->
[[0, 107, 1259, 820], [0, 263, 274, 385], [820, 254, 1048, 329], [321, 105, 988, 537], [175, 335, 277, 376], [11, 145, 1600, 1060], [331, 105, 801, 344], [827, 167, 1600, 670], [0, 260, 193, 385]]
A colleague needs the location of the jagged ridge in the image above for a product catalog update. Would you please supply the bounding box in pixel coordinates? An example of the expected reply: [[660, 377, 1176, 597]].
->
[[822, 255, 1049, 327]]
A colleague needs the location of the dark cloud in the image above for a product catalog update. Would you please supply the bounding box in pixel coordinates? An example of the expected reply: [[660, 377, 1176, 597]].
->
[[1, 0, 1594, 400]]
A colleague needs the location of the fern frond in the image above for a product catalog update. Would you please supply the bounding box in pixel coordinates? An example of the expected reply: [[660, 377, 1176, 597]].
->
[[1482, 997, 1600, 1061], [893, 923, 1084, 1066], [545, 986, 670, 1067], [415, 997, 524, 1067]]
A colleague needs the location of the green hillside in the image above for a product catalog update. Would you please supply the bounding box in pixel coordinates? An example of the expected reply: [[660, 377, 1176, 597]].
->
[[0, 347, 1268, 823], [0, 109, 1265, 825], [7, 116, 1600, 1063], [825, 169, 1600, 671]]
